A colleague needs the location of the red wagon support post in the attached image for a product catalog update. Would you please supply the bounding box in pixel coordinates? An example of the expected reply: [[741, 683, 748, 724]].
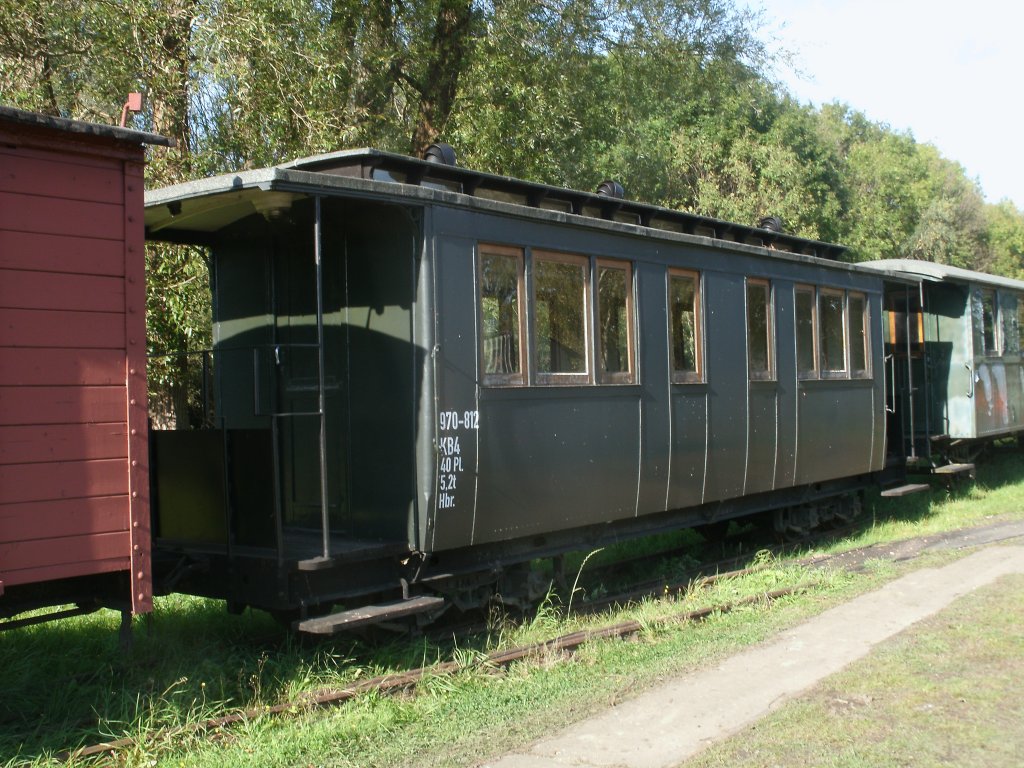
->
[[0, 106, 171, 629]]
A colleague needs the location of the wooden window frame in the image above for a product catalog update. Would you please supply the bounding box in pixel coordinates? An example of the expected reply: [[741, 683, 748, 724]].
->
[[668, 268, 703, 384], [746, 278, 775, 381], [818, 287, 848, 378], [478, 244, 527, 386], [885, 291, 924, 357], [1014, 293, 1024, 356], [848, 291, 871, 378], [594, 258, 636, 384], [795, 284, 818, 380], [977, 287, 1001, 356], [532, 249, 591, 385]]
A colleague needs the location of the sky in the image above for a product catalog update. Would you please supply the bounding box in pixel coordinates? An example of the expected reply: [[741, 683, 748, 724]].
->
[[746, 0, 1024, 208]]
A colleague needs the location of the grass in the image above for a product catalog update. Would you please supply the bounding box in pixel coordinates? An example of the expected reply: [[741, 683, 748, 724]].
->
[[684, 573, 1024, 768], [3, 448, 1024, 767]]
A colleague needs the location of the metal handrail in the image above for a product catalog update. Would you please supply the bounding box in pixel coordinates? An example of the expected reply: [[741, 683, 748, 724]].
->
[[885, 354, 896, 414]]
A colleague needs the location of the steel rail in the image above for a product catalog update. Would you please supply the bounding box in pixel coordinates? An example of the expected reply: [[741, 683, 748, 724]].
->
[[58, 580, 814, 762]]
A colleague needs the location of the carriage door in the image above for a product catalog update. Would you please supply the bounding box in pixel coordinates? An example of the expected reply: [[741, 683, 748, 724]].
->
[[883, 282, 929, 464]]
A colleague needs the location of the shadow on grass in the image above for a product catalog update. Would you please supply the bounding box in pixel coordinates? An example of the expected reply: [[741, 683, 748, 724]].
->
[[5, 449, 1023, 764], [0, 591, 477, 763], [867, 446, 1024, 528]]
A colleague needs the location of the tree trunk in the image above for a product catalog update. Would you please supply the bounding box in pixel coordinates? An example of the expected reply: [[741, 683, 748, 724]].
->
[[149, 0, 198, 177], [409, 0, 474, 156]]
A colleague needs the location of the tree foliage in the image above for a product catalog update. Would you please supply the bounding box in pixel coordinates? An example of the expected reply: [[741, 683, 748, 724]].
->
[[2, 0, 1024, 415]]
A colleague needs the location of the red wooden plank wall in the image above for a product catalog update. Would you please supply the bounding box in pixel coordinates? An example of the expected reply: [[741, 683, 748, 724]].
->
[[0, 126, 152, 615]]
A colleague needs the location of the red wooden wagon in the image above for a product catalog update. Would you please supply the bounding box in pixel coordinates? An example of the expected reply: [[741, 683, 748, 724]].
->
[[0, 106, 170, 628]]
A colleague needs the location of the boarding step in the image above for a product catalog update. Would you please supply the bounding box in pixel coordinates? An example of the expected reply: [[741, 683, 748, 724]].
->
[[880, 483, 931, 498], [295, 595, 445, 635], [932, 463, 976, 479]]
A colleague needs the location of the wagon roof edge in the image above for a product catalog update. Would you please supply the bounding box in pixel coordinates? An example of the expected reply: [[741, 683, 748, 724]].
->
[[860, 259, 1024, 292], [0, 104, 174, 147], [145, 147, 848, 259]]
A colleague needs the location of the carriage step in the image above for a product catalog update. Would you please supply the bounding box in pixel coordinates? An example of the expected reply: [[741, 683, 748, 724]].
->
[[933, 463, 975, 479], [295, 595, 446, 635], [880, 483, 931, 498]]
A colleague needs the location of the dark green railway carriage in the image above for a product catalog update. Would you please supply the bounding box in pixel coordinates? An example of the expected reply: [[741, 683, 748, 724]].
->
[[145, 149, 896, 631], [864, 259, 1024, 464]]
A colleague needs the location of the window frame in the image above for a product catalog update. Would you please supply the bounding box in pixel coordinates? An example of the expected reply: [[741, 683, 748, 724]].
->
[[847, 291, 871, 378], [818, 287, 848, 378], [532, 249, 592, 386], [977, 287, 1000, 357], [745, 278, 775, 381], [668, 268, 704, 384], [1014, 293, 1024, 356], [594, 258, 636, 385], [885, 291, 924, 355], [795, 284, 818, 380], [478, 243, 527, 387]]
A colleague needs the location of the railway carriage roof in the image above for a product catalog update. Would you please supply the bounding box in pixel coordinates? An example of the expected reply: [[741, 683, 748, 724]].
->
[[860, 259, 1024, 292], [146, 148, 852, 257], [142, 148, 934, 282]]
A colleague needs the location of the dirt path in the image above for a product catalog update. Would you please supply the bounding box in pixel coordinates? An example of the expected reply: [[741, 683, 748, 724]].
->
[[481, 532, 1024, 768]]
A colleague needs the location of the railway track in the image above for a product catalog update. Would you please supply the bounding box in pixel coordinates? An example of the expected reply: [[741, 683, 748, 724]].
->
[[61, 581, 814, 762], [56, 518, 1024, 763]]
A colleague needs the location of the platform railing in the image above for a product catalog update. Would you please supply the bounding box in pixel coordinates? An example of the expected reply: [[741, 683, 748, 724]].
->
[[149, 341, 334, 569]]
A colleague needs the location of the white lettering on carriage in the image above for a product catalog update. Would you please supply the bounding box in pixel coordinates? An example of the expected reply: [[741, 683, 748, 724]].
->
[[436, 410, 476, 512], [438, 410, 479, 431]]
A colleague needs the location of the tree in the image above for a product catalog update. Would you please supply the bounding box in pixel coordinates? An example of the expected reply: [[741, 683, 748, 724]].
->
[[818, 105, 931, 261], [902, 147, 988, 269], [6, 0, 1023, 424], [409, 0, 476, 155], [986, 200, 1024, 279]]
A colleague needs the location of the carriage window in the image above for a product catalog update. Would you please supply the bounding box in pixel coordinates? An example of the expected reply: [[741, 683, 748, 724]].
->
[[480, 246, 525, 384], [534, 252, 589, 383], [819, 289, 847, 375], [976, 288, 999, 355], [848, 292, 869, 376], [596, 261, 634, 383], [1002, 296, 1019, 355], [795, 286, 816, 377], [669, 270, 702, 382], [1013, 296, 1024, 355], [887, 292, 923, 352], [746, 279, 773, 380]]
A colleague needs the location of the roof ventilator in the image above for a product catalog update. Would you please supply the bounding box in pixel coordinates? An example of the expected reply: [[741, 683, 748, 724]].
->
[[758, 215, 785, 233], [424, 142, 457, 166]]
